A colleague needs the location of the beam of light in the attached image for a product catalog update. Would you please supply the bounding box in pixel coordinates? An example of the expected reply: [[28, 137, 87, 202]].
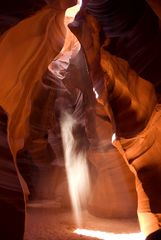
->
[[60, 112, 91, 227], [74, 229, 145, 240], [65, 1, 82, 18]]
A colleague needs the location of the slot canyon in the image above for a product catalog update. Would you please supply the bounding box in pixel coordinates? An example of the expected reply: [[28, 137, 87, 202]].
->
[[0, 0, 161, 239]]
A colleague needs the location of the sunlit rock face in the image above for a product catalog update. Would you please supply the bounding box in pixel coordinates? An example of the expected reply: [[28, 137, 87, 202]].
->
[[87, 103, 137, 218], [99, 48, 161, 234], [0, 1, 71, 239]]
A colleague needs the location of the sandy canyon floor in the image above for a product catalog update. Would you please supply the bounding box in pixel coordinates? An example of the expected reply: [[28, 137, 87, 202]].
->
[[24, 201, 144, 240]]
